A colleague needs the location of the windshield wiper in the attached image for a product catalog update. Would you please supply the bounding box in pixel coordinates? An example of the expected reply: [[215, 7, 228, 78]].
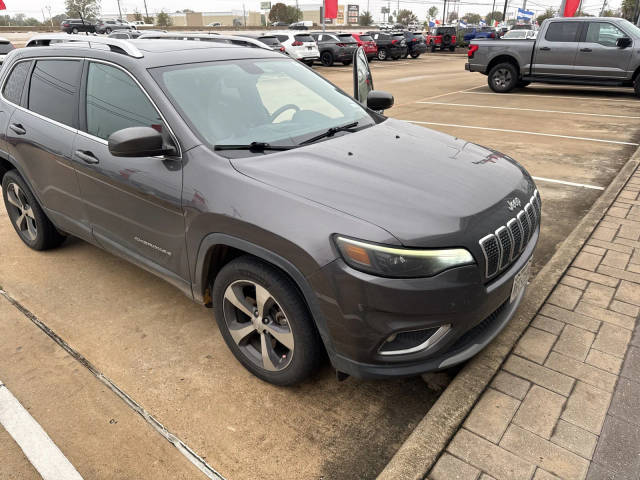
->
[[300, 122, 359, 146], [214, 142, 297, 152]]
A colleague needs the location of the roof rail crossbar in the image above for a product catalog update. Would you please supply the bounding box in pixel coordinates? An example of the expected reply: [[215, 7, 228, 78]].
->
[[25, 34, 144, 58]]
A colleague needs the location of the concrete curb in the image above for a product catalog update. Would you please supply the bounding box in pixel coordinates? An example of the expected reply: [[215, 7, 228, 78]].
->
[[378, 148, 640, 480]]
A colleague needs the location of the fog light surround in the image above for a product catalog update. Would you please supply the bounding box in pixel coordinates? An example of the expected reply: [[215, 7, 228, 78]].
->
[[378, 324, 451, 356]]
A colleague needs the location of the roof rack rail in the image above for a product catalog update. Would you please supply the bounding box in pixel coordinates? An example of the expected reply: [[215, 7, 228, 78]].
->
[[25, 33, 144, 58]]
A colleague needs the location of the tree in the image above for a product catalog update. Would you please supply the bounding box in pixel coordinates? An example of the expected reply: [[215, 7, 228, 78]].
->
[[156, 10, 172, 27], [428, 6, 438, 19], [463, 13, 482, 24], [133, 9, 142, 21], [144, 16, 154, 24], [269, 3, 288, 23], [447, 11, 458, 23], [285, 5, 302, 22], [388, 15, 393, 23], [359, 11, 373, 26], [51, 13, 67, 25], [485, 11, 503, 24], [397, 9, 418, 25], [536, 8, 556, 25], [621, 0, 638, 22], [601, 9, 620, 16], [573, 10, 593, 16], [65, 0, 100, 20]]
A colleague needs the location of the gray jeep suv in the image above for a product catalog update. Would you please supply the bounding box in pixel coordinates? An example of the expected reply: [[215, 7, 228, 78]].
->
[[0, 36, 539, 385]]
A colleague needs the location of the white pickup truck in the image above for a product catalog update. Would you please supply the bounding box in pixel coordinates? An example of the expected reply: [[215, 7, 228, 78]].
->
[[466, 17, 640, 97]]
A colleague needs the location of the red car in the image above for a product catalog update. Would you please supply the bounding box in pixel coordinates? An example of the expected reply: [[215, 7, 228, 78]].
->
[[426, 26, 457, 52], [351, 33, 378, 59]]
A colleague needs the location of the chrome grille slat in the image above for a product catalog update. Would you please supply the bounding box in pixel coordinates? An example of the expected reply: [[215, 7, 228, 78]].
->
[[479, 190, 541, 280]]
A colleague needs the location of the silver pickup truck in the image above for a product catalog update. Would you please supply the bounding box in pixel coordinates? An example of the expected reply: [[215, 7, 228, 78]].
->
[[466, 17, 640, 97]]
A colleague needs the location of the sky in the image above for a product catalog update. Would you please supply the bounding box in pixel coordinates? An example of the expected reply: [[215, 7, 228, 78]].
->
[[7, 0, 621, 22]]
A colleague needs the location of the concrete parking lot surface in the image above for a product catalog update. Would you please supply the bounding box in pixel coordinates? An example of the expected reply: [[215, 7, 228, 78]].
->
[[1, 50, 639, 480]]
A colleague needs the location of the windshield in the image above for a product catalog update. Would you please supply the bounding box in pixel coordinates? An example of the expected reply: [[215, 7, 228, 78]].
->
[[0, 42, 14, 54], [259, 36, 279, 46], [620, 19, 640, 38], [359, 34, 373, 42], [338, 34, 356, 42], [294, 34, 314, 43], [503, 30, 527, 38], [154, 58, 375, 154]]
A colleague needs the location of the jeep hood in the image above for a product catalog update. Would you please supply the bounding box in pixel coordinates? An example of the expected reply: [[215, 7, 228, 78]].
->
[[230, 118, 536, 247]]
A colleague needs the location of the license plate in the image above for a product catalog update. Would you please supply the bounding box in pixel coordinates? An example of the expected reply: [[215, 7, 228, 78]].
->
[[307, 46, 312, 50], [510, 260, 531, 303]]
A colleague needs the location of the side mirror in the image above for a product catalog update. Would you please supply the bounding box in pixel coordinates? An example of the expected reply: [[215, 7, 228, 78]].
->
[[108, 126, 176, 157], [367, 91, 394, 111], [353, 46, 374, 104], [616, 37, 632, 48]]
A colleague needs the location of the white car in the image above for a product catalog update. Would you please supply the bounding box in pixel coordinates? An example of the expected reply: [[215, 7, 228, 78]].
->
[[272, 31, 320, 65], [207, 22, 223, 27], [502, 29, 536, 39], [0, 37, 14, 64]]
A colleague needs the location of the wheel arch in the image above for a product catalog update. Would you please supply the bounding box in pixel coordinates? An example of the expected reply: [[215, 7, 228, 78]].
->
[[487, 55, 521, 78], [633, 65, 640, 82], [0, 156, 14, 183], [193, 233, 336, 356]]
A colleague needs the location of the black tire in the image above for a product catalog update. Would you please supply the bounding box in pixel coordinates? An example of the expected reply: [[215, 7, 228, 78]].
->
[[320, 51, 334, 67], [488, 62, 518, 93], [518, 80, 531, 88], [377, 48, 388, 60], [71, 27, 78, 34], [2, 170, 65, 251], [410, 52, 420, 58], [212, 256, 323, 386], [105, 27, 112, 34], [634, 75, 640, 98]]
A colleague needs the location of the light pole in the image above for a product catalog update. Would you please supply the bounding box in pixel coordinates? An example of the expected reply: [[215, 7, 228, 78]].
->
[[116, 0, 122, 20], [143, 0, 150, 21]]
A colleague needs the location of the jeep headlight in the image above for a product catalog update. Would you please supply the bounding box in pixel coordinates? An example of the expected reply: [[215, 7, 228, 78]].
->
[[335, 236, 475, 278]]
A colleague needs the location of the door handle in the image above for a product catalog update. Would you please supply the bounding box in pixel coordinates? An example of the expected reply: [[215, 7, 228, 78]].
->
[[9, 123, 26, 135], [580, 48, 592, 52], [540, 46, 551, 51], [74, 150, 99, 165]]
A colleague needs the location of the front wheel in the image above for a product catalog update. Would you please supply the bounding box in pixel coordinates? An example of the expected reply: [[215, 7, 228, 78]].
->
[[377, 48, 388, 60], [488, 62, 518, 93], [71, 27, 78, 34], [105, 27, 112, 34], [212, 256, 323, 386], [320, 51, 334, 67], [410, 52, 420, 58], [1, 170, 66, 251]]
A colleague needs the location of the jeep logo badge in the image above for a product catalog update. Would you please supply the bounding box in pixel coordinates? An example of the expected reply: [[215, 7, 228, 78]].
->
[[507, 197, 522, 211]]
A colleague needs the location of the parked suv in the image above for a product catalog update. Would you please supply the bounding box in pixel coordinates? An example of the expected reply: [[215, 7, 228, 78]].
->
[[351, 33, 378, 59], [96, 18, 133, 34], [402, 31, 427, 58], [310, 32, 357, 66], [427, 26, 457, 51], [368, 31, 407, 60], [462, 26, 496, 44], [60, 18, 95, 34], [273, 32, 320, 65], [0, 38, 15, 64], [1, 35, 539, 385]]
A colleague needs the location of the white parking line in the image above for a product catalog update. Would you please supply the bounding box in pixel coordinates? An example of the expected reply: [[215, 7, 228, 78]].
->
[[531, 176, 604, 190], [461, 91, 636, 103], [415, 101, 640, 120], [404, 120, 640, 146], [0, 382, 84, 480]]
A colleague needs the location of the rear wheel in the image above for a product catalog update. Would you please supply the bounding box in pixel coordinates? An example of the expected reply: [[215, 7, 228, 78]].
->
[[105, 27, 112, 34], [212, 256, 323, 386], [1, 170, 66, 251], [410, 52, 420, 58], [488, 62, 518, 93], [71, 27, 78, 34], [320, 51, 334, 67], [377, 48, 388, 60]]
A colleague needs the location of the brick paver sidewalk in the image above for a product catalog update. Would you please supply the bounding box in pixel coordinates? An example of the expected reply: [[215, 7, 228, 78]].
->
[[429, 169, 640, 480]]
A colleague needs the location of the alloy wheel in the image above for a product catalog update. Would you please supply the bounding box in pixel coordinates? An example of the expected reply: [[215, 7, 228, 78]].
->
[[493, 68, 512, 89], [5, 182, 37, 242], [222, 280, 294, 372]]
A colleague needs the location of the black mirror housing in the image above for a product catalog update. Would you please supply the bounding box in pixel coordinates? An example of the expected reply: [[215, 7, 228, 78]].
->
[[108, 126, 175, 157], [616, 37, 632, 48], [367, 90, 394, 111]]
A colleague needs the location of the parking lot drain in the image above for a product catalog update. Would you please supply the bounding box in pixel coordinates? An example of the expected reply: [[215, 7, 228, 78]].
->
[[0, 289, 226, 480]]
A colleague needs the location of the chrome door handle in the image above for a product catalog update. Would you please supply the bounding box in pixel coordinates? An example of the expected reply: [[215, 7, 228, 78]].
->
[[74, 150, 99, 165], [580, 48, 592, 52], [540, 46, 551, 51], [9, 123, 26, 135]]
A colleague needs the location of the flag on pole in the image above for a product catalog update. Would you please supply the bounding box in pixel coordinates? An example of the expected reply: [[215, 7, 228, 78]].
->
[[479, 19, 486, 26], [435, 19, 441, 25], [562, 0, 580, 17], [0, 0, 6, 10], [458, 20, 467, 28], [516, 8, 534, 21], [494, 20, 499, 26], [324, 0, 338, 19], [428, 20, 436, 27]]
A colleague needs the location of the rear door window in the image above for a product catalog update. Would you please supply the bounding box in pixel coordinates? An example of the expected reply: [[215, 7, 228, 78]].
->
[[28, 59, 81, 127], [2, 60, 31, 105], [85, 62, 163, 141], [545, 22, 581, 42]]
